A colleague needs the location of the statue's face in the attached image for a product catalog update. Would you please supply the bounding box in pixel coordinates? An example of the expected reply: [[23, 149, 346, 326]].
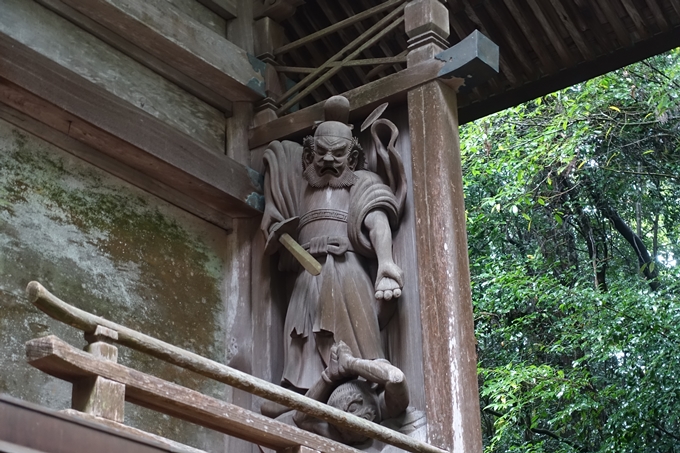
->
[[312, 135, 352, 181]]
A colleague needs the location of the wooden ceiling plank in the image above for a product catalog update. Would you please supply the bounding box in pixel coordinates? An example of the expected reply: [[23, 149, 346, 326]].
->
[[277, 5, 405, 105], [524, 0, 576, 66], [311, 0, 369, 86], [570, 0, 614, 53], [618, 0, 651, 38], [669, 0, 680, 17], [482, 0, 543, 79], [277, 6, 406, 114], [593, 0, 632, 46], [458, 2, 522, 85], [501, 0, 560, 74], [284, 18, 341, 102], [547, 0, 594, 60], [274, 0, 405, 56], [56, 0, 265, 102], [336, 1, 393, 81], [195, 0, 237, 19], [356, 0, 408, 73], [35, 0, 233, 115], [643, 0, 671, 31]]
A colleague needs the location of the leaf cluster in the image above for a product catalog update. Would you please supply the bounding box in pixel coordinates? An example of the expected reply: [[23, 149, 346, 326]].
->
[[462, 48, 680, 452]]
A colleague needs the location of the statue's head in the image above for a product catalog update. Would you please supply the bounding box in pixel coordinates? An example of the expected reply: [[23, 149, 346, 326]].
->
[[302, 96, 364, 188], [327, 380, 380, 445]]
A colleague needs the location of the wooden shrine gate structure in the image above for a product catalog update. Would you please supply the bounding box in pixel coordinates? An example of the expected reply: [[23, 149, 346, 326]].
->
[[1, 0, 679, 452]]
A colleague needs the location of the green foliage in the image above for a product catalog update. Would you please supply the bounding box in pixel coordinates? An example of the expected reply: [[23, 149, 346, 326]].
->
[[462, 48, 680, 452]]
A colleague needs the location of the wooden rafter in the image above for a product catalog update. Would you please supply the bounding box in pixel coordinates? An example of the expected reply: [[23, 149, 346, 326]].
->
[[276, 4, 406, 114], [273, 0, 405, 56], [275, 57, 408, 74]]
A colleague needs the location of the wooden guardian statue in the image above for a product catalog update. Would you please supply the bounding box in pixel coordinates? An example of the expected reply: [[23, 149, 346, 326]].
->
[[260, 95, 408, 392]]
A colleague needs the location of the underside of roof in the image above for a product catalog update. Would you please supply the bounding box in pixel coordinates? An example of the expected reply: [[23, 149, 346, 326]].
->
[[275, 0, 680, 123]]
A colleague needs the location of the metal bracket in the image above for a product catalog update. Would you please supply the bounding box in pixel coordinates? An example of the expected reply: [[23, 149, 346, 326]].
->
[[436, 30, 499, 92]]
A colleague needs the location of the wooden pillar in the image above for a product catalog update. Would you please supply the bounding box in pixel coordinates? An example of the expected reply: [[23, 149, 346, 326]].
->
[[71, 326, 125, 422], [405, 1, 483, 451]]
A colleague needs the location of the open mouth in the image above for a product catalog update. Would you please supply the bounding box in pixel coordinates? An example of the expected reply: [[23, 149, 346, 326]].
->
[[320, 166, 340, 175]]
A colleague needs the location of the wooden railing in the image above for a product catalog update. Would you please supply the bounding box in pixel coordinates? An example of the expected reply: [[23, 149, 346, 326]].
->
[[25, 282, 447, 453]]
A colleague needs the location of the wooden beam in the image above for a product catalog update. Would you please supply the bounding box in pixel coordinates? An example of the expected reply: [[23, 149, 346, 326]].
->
[[277, 13, 406, 115], [547, 0, 594, 60], [273, 0, 406, 56], [643, 0, 670, 32], [0, 34, 263, 218], [0, 104, 234, 232], [593, 0, 632, 47], [619, 0, 650, 39], [35, 0, 233, 115], [26, 336, 359, 453], [253, 0, 304, 21], [501, 0, 559, 74], [275, 4, 406, 110], [249, 57, 448, 148], [62, 410, 207, 453], [26, 283, 448, 453], [195, 0, 238, 19], [275, 57, 408, 73], [57, 0, 266, 102], [524, 0, 576, 67]]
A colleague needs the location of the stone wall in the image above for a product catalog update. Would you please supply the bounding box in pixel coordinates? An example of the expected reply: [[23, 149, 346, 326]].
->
[[0, 118, 236, 451]]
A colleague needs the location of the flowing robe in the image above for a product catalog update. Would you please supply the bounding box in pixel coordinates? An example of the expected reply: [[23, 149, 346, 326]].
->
[[261, 140, 400, 390]]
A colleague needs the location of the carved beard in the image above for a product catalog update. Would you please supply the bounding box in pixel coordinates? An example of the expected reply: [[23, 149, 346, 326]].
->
[[303, 163, 358, 188]]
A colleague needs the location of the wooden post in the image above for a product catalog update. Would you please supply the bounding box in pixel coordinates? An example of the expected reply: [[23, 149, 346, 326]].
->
[[405, 1, 483, 451], [71, 326, 125, 422]]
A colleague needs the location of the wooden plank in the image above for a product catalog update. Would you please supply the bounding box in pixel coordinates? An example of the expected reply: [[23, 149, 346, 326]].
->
[[524, 0, 576, 66], [26, 336, 357, 453], [274, 0, 406, 56], [670, 0, 680, 18], [0, 396, 182, 453], [195, 0, 238, 19], [61, 410, 208, 453], [643, 0, 671, 32], [0, 35, 263, 218], [57, 0, 265, 102], [249, 58, 447, 149], [276, 4, 406, 110], [547, 0, 595, 60], [593, 0, 632, 46], [35, 0, 233, 115], [501, 0, 560, 74], [277, 13, 406, 114], [482, 0, 542, 79], [2, 0, 226, 153], [275, 57, 408, 73], [165, 0, 228, 34], [619, 0, 651, 39], [26, 285, 447, 453], [0, 103, 234, 232]]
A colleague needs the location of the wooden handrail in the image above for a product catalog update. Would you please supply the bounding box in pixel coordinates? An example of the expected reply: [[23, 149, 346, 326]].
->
[[27, 281, 447, 453]]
